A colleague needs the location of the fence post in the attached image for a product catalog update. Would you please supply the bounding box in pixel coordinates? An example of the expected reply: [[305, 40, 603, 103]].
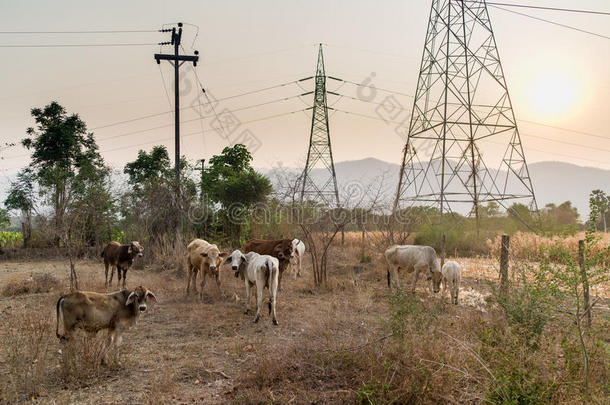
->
[[578, 240, 591, 327], [440, 234, 446, 268], [500, 234, 510, 298]]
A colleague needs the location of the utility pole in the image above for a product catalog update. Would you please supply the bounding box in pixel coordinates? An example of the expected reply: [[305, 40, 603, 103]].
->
[[155, 22, 199, 239]]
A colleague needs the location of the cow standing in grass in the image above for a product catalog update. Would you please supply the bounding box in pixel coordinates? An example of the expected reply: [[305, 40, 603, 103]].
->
[[244, 238, 294, 291], [101, 241, 144, 289], [56, 286, 156, 364], [441, 261, 462, 305], [225, 250, 280, 325], [186, 239, 228, 299], [384, 245, 443, 294]]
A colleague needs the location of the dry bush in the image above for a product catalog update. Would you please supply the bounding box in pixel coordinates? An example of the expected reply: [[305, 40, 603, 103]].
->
[[487, 231, 610, 262], [1, 272, 60, 297], [59, 330, 114, 385], [0, 311, 55, 403]]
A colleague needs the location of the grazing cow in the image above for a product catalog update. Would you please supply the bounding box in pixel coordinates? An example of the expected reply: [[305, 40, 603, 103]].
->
[[384, 245, 442, 294], [290, 239, 306, 279], [225, 250, 279, 325], [101, 241, 144, 289], [186, 238, 228, 299], [244, 238, 294, 291], [441, 261, 462, 305], [55, 286, 156, 364]]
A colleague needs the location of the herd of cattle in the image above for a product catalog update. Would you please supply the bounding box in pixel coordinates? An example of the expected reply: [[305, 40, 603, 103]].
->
[[54, 238, 461, 364]]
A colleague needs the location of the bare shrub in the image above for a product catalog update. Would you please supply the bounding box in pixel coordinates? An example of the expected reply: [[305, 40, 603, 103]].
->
[[2, 272, 60, 297]]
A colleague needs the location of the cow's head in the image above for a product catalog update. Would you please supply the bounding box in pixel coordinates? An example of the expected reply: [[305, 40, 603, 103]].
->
[[126, 285, 157, 312], [224, 250, 248, 278], [427, 270, 443, 294], [200, 248, 228, 275], [274, 239, 295, 261], [128, 241, 144, 258]]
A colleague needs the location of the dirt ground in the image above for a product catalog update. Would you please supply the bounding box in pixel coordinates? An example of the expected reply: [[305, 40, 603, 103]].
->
[[0, 253, 607, 404]]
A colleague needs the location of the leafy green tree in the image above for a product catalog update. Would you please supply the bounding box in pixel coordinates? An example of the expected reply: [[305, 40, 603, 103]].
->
[[122, 145, 197, 242], [0, 208, 9, 229], [202, 144, 272, 242], [4, 168, 36, 247], [588, 190, 608, 232], [21, 101, 108, 245]]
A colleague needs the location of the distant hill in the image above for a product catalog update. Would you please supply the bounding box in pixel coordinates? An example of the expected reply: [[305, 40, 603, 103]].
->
[[264, 159, 610, 219]]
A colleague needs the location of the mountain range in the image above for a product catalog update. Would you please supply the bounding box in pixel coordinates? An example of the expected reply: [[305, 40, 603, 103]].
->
[[264, 158, 610, 220]]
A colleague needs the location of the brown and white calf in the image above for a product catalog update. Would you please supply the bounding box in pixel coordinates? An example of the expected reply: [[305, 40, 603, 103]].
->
[[55, 286, 156, 364], [244, 238, 294, 291], [101, 241, 144, 289], [225, 250, 279, 325], [186, 238, 228, 299]]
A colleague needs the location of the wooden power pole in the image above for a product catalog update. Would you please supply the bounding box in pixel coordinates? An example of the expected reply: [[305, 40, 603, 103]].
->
[[154, 22, 199, 239]]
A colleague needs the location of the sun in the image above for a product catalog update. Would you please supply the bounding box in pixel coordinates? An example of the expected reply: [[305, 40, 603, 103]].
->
[[528, 71, 578, 117]]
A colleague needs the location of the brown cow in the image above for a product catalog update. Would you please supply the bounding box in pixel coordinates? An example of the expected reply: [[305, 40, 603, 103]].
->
[[101, 241, 144, 289], [55, 286, 156, 364], [186, 238, 228, 299], [244, 238, 295, 291]]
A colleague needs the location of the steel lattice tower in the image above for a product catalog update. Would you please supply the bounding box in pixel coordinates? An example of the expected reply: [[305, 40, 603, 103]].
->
[[300, 44, 340, 207], [393, 0, 537, 226]]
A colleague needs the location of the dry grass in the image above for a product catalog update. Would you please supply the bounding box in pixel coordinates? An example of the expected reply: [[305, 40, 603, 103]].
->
[[0, 242, 608, 403]]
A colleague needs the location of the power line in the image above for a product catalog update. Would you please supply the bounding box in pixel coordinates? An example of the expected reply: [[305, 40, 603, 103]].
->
[[519, 118, 610, 141], [490, 5, 610, 40], [0, 29, 158, 34], [0, 43, 158, 48], [483, 2, 610, 16], [91, 76, 313, 131], [338, 78, 414, 98]]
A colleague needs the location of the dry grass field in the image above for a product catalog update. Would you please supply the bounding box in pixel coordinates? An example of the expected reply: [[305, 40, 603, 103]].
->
[[0, 245, 608, 404]]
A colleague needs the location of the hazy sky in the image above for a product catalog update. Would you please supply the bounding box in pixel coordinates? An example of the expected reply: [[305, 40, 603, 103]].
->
[[0, 0, 609, 180]]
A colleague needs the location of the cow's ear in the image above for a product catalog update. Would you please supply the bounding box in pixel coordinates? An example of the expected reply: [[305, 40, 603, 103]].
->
[[219, 252, 228, 258], [146, 290, 157, 303], [126, 292, 137, 306], [224, 255, 233, 264], [127, 246, 133, 254], [200, 252, 208, 257]]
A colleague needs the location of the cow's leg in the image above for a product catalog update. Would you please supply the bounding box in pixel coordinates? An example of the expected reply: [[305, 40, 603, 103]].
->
[[254, 281, 264, 323], [122, 268, 128, 289], [104, 262, 110, 289], [442, 277, 448, 300], [387, 264, 401, 290], [215, 272, 222, 295], [100, 329, 116, 365], [116, 266, 122, 287], [186, 267, 192, 294], [244, 280, 252, 314], [297, 256, 302, 278], [109, 265, 115, 285], [453, 279, 460, 305], [412, 265, 424, 294], [277, 268, 284, 293], [199, 272, 206, 300]]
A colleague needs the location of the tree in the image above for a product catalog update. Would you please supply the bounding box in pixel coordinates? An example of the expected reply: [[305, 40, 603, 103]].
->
[[588, 190, 608, 232], [0, 208, 9, 229], [124, 146, 172, 189], [21, 101, 108, 246], [202, 144, 272, 243], [4, 168, 36, 247]]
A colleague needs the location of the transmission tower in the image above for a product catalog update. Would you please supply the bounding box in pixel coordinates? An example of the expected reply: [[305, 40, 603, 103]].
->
[[300, 44, 340, 207], [393, 0, 537, 228]]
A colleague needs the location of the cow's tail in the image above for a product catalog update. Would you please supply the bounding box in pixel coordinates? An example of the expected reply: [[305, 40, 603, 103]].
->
[[100, 248, 105, 258], [387, 268, 391, 288], [56, 296, 66, 340]]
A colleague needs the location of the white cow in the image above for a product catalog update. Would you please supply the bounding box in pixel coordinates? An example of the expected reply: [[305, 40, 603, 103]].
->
[[441, 261, 462, 305], [384, 245, 443, 293], [291, 239, 306, 278], [225, 250, 279, 325]]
